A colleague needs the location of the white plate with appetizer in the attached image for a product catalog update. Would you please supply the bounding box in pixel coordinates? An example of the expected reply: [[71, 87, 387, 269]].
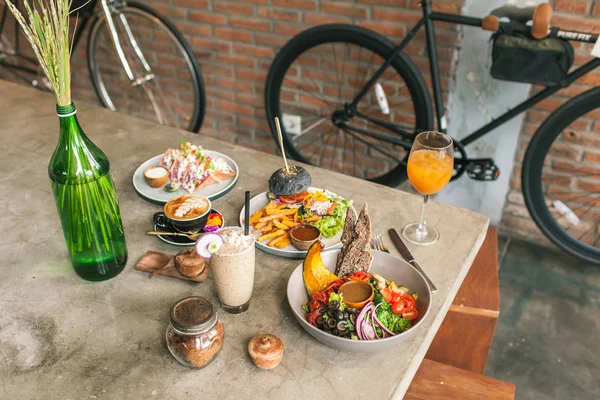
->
[[239, 165, 355, 258], [133, 141, 239, 204]]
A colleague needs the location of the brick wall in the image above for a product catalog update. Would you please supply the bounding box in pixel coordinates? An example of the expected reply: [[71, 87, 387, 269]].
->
[[500, 1, 600, 246], [1, 0, 465, 158]]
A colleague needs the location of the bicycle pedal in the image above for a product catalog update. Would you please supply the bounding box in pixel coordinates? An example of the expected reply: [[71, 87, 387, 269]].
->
[[466, 159, 500, 181]]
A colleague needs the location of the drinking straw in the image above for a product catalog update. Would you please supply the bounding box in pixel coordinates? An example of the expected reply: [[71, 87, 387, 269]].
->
[[244, 191, 250, 236]]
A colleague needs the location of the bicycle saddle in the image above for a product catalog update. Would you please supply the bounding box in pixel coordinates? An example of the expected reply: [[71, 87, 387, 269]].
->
[[490, 4, 536, 23]]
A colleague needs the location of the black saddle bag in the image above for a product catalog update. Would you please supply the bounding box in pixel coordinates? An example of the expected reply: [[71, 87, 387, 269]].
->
[[490, 34, 574, 86]]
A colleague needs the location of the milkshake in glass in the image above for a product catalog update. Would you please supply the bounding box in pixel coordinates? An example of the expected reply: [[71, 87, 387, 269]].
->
[[210, 227, 256, 314]]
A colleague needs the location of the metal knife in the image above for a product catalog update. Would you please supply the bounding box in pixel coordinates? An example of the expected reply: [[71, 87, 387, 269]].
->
[[388, 228, 438, 293]]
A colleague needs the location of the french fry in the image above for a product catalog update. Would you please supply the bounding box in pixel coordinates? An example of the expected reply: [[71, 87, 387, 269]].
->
[[249, 210, 263, 225], [273, 220, 288, 230], [267, 232, 290, 247], [265, 200, 276, 210], [280, 209, 298, 215], [275, 239, 291, 248], [301, 215, 319, 223], [282, 220, 297, 228], [258, 229, 286, 242], [265, 201, 282, 215], [258, 213, 285, 223], [252, 226, 273, 234], [254, 221, 267, 230], [293, 212, 298, 223]]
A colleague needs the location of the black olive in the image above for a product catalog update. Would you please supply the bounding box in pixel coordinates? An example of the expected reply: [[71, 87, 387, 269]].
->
[[327, 318, 336, 329], [346, 307, 357, 313], [328, 301, 340, 311], [331, 328, 339, 336], [343, 311, 349, 320], [335, 310, 344, 321], [316, 316, 325, 327], [319, 308, 326, 314], [350, 314, 356, 325], [337, 321, 347, 330]]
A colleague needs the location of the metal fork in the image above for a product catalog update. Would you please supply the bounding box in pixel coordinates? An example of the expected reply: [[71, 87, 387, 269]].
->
[[372, 233, 390, 253]]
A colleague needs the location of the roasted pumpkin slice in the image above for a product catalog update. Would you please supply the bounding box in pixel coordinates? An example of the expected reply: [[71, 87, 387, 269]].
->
[[303, 241, 340, 296]]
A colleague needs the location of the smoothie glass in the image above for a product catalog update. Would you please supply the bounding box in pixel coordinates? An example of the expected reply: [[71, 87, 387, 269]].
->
[[210, 227, 256, 314]]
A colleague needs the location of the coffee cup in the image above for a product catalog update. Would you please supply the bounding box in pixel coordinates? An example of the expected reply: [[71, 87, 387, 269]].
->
[[154, 195, 212, 233]]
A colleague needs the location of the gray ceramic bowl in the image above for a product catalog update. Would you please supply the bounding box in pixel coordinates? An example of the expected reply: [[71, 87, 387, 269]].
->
[[287, 249, 432, 352]]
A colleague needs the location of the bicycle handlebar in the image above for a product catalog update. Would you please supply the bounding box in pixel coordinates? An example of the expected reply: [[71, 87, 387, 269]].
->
[[480, 3, 599, 44]]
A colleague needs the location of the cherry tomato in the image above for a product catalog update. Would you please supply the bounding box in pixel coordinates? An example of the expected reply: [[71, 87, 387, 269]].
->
[[380, 288, 393, 304], [347, 271, 370, 282], [390, 292, 402, 303], [400, 294, 417, 309], [402, 308, 418, 321], [391, 301, 405, 315]]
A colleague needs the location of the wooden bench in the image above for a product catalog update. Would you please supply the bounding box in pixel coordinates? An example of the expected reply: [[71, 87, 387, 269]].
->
[[407, 228, 515, 399], [405, 359, 515, 400]]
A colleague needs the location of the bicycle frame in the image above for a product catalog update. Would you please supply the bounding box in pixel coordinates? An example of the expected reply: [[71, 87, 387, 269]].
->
[[350, 0, 600, 154]]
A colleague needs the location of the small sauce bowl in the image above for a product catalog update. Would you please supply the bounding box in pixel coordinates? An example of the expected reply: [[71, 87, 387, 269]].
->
[[144, 166, 169, 188], [338, 280, 374, 309], [289, 224, 321, 251]]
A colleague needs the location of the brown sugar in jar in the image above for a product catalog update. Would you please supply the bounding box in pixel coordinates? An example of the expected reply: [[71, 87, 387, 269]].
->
[[166, 296, 224, 368]]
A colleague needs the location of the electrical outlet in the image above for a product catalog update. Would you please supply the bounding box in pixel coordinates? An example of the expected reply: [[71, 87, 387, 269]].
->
[[281, 113, 302, 137]]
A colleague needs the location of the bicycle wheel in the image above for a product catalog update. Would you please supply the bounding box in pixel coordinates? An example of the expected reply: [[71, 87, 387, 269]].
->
[[265, 24, 433, 186], [522, 86, 600, 264], [87, 1, 205, 132]]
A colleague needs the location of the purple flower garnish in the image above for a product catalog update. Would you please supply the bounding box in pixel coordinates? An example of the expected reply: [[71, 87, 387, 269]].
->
[[203, 225, 219, 233]]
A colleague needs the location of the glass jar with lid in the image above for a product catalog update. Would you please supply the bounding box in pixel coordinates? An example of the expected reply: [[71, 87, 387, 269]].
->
[[166, 296, 224, 368]]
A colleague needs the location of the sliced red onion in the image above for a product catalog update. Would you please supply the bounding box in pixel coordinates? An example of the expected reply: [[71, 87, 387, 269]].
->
[[356, 320, 363, 341], [195, 233, 224, 258], [356, 302, 374, 341], [362, 320, 376, 340]]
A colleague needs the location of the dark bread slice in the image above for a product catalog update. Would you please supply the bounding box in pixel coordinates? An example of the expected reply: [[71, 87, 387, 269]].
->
[[336, 207, 355, 273], [335, 209, 356, 274], [335, 203, 372, 276], [340, 209, 356, 245]]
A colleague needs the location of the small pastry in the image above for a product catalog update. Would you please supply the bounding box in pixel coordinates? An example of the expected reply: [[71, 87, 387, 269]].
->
[[144, 166, 169, 188], [248, 334, 284, 369], [174, 248, 206, 278]]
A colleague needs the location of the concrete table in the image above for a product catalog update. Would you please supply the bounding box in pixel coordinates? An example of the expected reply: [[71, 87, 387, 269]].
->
[[0, 81, 489, 399]]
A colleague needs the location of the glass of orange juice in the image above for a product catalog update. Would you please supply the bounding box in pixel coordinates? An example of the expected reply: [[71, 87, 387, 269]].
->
[[403, 131, 454, 245]]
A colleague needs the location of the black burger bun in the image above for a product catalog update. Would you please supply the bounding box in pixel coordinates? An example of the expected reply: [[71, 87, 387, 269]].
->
[[269, 165, 312, 196]]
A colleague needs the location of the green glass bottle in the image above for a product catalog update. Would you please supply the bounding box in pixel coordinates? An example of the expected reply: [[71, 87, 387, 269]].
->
[[49, 103, 128, 281]]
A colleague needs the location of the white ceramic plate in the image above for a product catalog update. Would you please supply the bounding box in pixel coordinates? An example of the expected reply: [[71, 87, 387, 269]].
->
[[287, 249, 432, 352], [239, 188, 356, 259], [133, 151, 239, 205]]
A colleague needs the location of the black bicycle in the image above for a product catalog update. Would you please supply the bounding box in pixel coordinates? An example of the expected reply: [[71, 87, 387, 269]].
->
[[265, 1, 600, 264], [0, 0, 205, 132]]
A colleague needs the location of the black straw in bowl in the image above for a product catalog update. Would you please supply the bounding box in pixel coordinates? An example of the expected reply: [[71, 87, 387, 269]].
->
[[244, 191, 250, 236]]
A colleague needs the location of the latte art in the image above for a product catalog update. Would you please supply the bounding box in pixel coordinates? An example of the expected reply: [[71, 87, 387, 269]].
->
[[164, 195, 210, 220], [175, 197, 209, 218]]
